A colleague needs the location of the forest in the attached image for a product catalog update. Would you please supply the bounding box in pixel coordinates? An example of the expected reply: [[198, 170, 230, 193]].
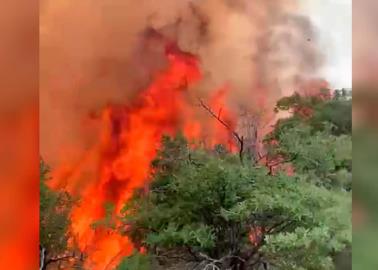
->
[[40, 89, 352, 270]]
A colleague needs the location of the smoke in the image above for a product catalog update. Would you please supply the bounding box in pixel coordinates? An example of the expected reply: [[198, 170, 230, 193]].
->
[[40, 0, 324, 166]]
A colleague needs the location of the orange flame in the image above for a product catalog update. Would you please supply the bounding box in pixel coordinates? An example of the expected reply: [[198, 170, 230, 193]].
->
[[248, 226, 264, 247], [50, 46, 237, 269]]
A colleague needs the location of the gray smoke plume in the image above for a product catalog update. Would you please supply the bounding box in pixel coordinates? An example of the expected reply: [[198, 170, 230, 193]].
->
[[40, 0, 324, 165]]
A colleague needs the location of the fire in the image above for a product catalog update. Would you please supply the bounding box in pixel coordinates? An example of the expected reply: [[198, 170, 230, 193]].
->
[[248, 226, 264, 247], [50, 45, 237, 269], [46, 46, 331, 269]]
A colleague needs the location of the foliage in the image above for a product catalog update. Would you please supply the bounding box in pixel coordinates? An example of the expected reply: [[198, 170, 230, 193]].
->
[[312, 100, 352, 136], [353, 130, 378, 270], [40, 158, 73, 257], [273, 91, 352, 136], [40, 89, 352, 270], [116, 134, 351, 269], [266, 124, 352, 190], [266, 92, 352, 190], [116, 252, 151, 270]]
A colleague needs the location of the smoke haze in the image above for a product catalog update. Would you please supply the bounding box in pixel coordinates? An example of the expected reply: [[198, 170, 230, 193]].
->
[[40, 0, 324, 166]]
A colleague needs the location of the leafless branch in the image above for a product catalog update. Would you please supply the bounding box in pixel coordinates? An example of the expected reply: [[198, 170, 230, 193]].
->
[[218, 108, 223, 119], [266, 219, 290, 234], [267, 156, 296, 168], [198, 98, 244, 163], [42, 253, 76, 270], [193, 252, 246, 270], [256, 153, 267, 163]]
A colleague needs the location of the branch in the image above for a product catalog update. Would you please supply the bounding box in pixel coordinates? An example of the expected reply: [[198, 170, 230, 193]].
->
[[190, 251, 246, 270], [44, 254, 75, 269], [217, 108, 222, 119], [266, 154, 298, 175], [256, 153, 267, 163], [275, 220, 296, 233], [198, 98, 244, 163], [188, 153, 203, 167], [267, 156, 296, 168], [197, 252, 245, 267], [40, 246, 46, 270], [266, 220, 289, 234]]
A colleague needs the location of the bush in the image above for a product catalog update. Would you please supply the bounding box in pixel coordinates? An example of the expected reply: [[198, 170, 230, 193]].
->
[[116, 135, 351, 270]]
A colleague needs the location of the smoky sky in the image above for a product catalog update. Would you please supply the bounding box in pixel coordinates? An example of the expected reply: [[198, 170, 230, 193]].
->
[[40, 0, 324, 165]]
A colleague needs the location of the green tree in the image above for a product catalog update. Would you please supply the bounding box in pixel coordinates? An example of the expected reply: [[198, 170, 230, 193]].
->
[[115, 135, 351, 270], [263, 92, 352, 268], [40, 159, 74, 270], [265, 124, 352, 190], [116, 252, 151, 270], [266, 92, 352, 190], [272, 91, 351, 137]]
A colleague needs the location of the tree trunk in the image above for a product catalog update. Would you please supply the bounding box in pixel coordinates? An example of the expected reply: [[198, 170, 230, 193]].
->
[[40, 246, 46, 270]]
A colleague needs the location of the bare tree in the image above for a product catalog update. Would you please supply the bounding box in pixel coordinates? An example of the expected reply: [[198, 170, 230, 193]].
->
[[198, 98, 245, 164]]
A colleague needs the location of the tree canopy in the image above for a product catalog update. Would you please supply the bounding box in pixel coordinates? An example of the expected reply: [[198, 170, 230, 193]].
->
[[266, 92, 352, 191], [40, 91, 352, 270], [115, 131, 351, 269], [40, 159, 74, 269]]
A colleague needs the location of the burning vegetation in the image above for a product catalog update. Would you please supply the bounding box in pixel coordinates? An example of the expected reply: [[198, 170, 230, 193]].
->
[[40, 0, 351, 269]]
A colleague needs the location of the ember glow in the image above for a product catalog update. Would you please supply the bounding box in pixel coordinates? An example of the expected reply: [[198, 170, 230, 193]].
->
[[50, 45, 238, 269]]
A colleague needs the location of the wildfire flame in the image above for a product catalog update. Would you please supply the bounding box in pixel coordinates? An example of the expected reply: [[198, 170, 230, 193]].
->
[[50, 45, 237, 269], [41, 1, 331, 267]]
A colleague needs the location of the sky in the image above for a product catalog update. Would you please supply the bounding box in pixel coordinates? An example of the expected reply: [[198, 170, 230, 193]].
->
[[301, 0, 352, 89]]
